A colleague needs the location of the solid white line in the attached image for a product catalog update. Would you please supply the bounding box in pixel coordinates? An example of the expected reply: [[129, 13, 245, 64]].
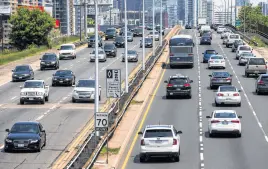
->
[[10, 96, 17, 100], [35, 115, 44, 121], [200, 153, 204, 161]]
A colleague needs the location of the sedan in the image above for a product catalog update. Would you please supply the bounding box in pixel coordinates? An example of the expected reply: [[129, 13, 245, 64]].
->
[[255, 74, 268, 94], [127, 32, 134, 42], [103, 43, 117, 57], [122, 50, 138, 62], [148, 31, 159, 41], [208, 55, 226, 69], [200, 36, 211, 45], [40, 53, 59, 70], [209, 71, 232, 89], [215, 85, 242, 107], [236, 45, 252, 59], [202, 50, 218, 63], [206, 110, 242, 137], [114, 36, 125, 48], [52, 70, 75, 86], [140, 38, 153, 48], [90, 49, 107, 62], [12, 65, 34, 82], [231, 40, 244, 52], [4, 121, 46, 152], [238, 52, 255, 65]]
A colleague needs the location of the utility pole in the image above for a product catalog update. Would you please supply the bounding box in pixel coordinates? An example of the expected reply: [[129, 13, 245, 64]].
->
[[1, 14, 3, 53], [231, 0, 233, 25], [84, 0, 87, 38]]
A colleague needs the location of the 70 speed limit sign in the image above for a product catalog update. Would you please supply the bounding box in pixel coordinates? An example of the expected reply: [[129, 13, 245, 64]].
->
[[96, 112, 108, 131]]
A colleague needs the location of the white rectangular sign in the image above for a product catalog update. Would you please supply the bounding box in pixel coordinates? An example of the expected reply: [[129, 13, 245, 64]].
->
[[96, 112, 108, 131], [0, 6, 11, 15], [106, 69, 121, 98]]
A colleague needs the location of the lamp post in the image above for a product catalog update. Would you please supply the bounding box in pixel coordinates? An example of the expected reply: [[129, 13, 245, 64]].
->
[[142, 0, 145, 70], [244, 0, 246, 35], [160, 0, 163, 46], [152, 0, 155, 56], [124, 0, 128, 93]]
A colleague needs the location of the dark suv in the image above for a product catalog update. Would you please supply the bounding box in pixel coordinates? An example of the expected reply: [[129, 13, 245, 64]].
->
[[105, 28, 117, 40], [87, 35, 103, 47], [103, 43, 117, 57], [40, 53, 59, 70], [164, 74, 193, 99], [255, 74, 268, 94], [114, 36, 125, 48]]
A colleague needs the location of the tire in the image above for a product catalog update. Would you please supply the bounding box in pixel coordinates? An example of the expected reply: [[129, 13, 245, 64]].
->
[[215, 100, 219, 107], [166, 95, 170, 99], [43, 138, 46, 147], [52, 83, 55, 87], [222, 67, 225, 69], [4, 148, 9, 152], [45, 95, 49, 102], [40, 98, 45, 104], [237, 102, 241, 107], [209, 132, 213, 137], [72, 97, 76, 103], [170, 65, 174, 69], [140, 156, 145, 163], [40, 68, 43, 71], [174, 154, 180, 162], [256, 89, 261, 95], [20, 100, 24, 105], [237, 133, 242, 138], [188, 94, 192, 99], [245, 72, 249, 77], [105, 38, 108, 40], [36, 143, 42, 152], [210, 85, 214, 89]]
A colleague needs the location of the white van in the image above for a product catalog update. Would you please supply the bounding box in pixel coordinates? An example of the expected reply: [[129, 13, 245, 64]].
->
[[58, 44, 76, 60], [226, 34, 241, 48]]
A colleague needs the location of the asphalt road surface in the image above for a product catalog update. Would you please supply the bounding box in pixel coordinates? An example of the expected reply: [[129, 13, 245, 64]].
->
[[120, 29, 268, 169], [0, 30, 163, 169]]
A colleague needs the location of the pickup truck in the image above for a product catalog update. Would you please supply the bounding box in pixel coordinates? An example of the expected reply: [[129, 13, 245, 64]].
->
[[20, 80, 49, 104]]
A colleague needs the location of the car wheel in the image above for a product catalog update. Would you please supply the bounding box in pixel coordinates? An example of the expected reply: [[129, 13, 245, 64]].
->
[[170, 65, 174, 69], [210, 84, 214, 89], [166, 94, 170, 99], [20, 100, 24, 105], [52, 83, 55, 87], [37, 143, 42, 152], [237, 102, 241, 107], [237, 133, 242, 138], [41, 98, 45, 104], [140, 156, 146, 163], [209, 132, 214, 137], [40, 68, 43, 71], [245, 72, 249, 77], [72, 97, 76, 103], [188, 94, 192, 99], [174, 154, 180, 162], [45, 95, 49, 102], [215, 100, 219, 107], [256, 89, 261, 95], [43, 138, 46, 147], [4, 147, 10, 152], [222, 67, 225, 69], [122, 59, 125, 62]]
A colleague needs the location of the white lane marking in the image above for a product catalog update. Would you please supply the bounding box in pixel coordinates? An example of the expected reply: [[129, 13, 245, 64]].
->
[[218, 43, 268, 143], [195, 30, 205, 168], [35, 115, 44, 121], [10, 96, 17, 100], [0, 144, 4, 149], [100, 56, 120, 72]]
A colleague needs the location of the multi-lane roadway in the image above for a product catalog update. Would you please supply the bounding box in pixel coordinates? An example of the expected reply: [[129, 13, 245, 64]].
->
[[120, 29, 268, 169], [0, 30, 161, 169]]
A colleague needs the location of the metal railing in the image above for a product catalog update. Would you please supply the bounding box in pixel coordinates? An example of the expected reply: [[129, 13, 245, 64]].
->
[[63, 26, 179, 169]]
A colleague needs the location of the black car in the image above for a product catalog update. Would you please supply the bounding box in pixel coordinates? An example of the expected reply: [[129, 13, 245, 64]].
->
[[52, 70, 75, 86], [103, 43, 117, 57], [87, 35, 103, 47], [105, 28, 117, 40], [164, 74, 193, 99], [203, 32, 212, 39], [155, 25, 165, 35], [4, 121, 46, 152], [114, 36, 125, 48], [133, 28, 143, 37], [255, 74, 268, 94], [185, 25, 192, 29], [12, 65, 34, 82], [231, 40, 245, 52], [128, 25, 136, 32], [140, 38, 153, 48], [209, 71, 232, 89], [200, 35, 211, 45], [40, 53, 59, 70]]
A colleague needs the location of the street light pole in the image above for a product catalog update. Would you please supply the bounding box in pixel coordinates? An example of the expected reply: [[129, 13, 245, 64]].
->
[[1, 14, 3, 53], [160, 0, 163, 46], [244, 1, 246, 34], [227, 0, 229, 24], [124, 0, 128, 93], [142, 0, 145, 70], [152, 0, 155, 56], [84, 0, 87, 38]]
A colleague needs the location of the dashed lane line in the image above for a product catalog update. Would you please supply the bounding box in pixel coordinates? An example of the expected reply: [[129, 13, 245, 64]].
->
[[218, 43, 268, 143], [10, 96, 17, 100]]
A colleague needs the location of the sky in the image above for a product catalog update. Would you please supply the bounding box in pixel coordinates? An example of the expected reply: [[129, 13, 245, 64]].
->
[[213, 0, 264, 7]]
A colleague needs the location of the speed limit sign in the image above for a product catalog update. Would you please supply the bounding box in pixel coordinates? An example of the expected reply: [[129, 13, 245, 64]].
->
[[96, 112, 108, 131]]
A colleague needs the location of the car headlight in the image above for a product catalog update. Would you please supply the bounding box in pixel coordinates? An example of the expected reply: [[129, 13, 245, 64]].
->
[[36, 92, 43, 96], [111, 50, 114, 52], [41, 61, 45, 64], [5, 138, 12, 143], [51, 61, 56, 64], [13, 74, 17, 77], [65, 78, 70, 80], [20, 92, 27, 96], [30, 139, 38, 143]]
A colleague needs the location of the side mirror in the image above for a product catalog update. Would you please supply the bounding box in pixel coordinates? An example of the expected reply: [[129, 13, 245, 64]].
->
[[206, 116, 211, 118], [177, 131, 182, 134], [238, 115, 242, 118], [208, 75, 212, 77], [72, 85, 75, 87], [5, 129, 10, 132], [190, 80, 193, 83], [238, 89, 242, 92], [20, 86, 23, 89], [138, 131, 143, 135], [164, 80, 168, 83], [12, 69, 14, 72]]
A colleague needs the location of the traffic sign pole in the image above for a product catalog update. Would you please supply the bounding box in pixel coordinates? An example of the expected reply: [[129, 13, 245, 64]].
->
[[106, 69, 121, 98]]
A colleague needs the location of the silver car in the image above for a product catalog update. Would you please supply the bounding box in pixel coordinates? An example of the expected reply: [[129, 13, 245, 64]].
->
[[127, 32, 133, 42], [148, 31, 159, 41], [122, 50, 138, 62], [89, 49, 107, 62], [239, 53, 255, 66]]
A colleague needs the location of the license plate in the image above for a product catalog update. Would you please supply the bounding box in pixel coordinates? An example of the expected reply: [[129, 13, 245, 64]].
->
[[176, 89, 181, 91], [215, 61, 219, 63], [226, 98, 232, 100], [59, 81, 63, 83], [29, 98, 34, 100], [19, 77, 22, 79], [155, 140, 162, 143], [254, 71, 259, 73], [222, 121, 228, 125], [18, 144, 24, 147]]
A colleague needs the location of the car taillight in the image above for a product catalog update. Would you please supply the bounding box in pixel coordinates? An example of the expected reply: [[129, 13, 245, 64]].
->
[[258, 80, 264, 85], [167, 83, 173, 87], [217, 93, 224, 96], [188, 54, 193, 56], [141, 139, 145, 145], [184, 83, 190, 87], [170, 53, 174, 56], [265, 65, 267, 69], [233, 93, 239, 96], [231, 120, 240, 123], [211, 120, 220, 123], [226, 77, 231, 81], [209, 60, 213, 62], [173, 139, 177, 145]]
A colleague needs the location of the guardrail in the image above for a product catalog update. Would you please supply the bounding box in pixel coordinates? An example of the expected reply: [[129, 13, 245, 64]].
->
[[63, 26, 180, 169]]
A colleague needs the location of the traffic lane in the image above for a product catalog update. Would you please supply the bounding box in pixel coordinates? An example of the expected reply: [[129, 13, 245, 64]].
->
[[198, 34, 268, 169], [0, 108, 94, 169], [125, 31, 199, 169], [216, 34, 268, 133]]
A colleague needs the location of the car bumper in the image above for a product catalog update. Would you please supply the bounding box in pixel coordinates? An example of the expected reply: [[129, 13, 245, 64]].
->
[[170, 62, 194, 66], [200, 41, 211, 44], [140, 146, 179, 155], [115, 44, 124, 47], [215, 97, 241, 104], [5, 142, 40, 151], [210, 127, 241, 134], [20, 96, 44, 102], [211, 82, 231, 86], [257, 86, 268, 92], [53, 79, 72, 85], [167, 90, 191, 96], [208, 63, 225, 68], [72, 93, 95, 101], [59, 54, 75, 58], [226, 42, 234, 45], [246, 70, 267, 74], [90, 58, 106, 62], [40, 63, 57, 68]]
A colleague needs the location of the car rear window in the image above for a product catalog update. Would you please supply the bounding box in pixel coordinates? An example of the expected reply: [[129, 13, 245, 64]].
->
[[240, 46, 251, 50], [249, 58, 265, 65], [229, 35, 239, 39], [206, 50, 216, 54], [261, 76, 268, 81], [213, 72, 230, 77], [219, 86, 236, 92], [211, 56, 223, 59], [169, 78, 187, 84], [144, 129, 173, 138], [214, 112, 236, 118]]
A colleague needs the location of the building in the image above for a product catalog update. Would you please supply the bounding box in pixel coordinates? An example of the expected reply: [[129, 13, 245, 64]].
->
[[198, 0, 207, 18], [235, 0, 249, 6], [118, 0, 142, 11], [207, 0, 213, 25], [73, 0, 84, 35], [213, 11, 233, 25], [177, 0, 185, 25], [167, 0, 178, 27], [185, 0, 194, 26], [38, 0, 53, 16], [259, 2, 268, 16]]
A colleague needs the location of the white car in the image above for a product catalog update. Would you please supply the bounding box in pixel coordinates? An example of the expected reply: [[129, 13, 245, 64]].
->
[[138, 125, 182, 162], [89, 49, 107, 62], [206, 110, 242, 137], [208, 55, 226, 69], [215, 85, 242, 107], [238, 53, 255, 66], [226, 34, 241, 48], [72, 79, 101, 102], [148, 31, 159, 41], [58, 44, 76, 60], [235, 45, 253, 59], [20, 80, 49, 104], [217, 26, 225, 33]]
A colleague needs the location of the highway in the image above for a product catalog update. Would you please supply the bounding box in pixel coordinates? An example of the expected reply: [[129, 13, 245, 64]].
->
[[120, 29, 268, 169], [0, 30, 160, 169]]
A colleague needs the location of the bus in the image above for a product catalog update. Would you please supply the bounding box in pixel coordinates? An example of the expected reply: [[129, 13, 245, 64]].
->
[[169, 34, 194, 68]]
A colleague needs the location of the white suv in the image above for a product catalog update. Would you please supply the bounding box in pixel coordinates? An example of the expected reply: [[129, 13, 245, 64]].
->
[[138, 125, 182, 162], [58, 44, 76, 60]]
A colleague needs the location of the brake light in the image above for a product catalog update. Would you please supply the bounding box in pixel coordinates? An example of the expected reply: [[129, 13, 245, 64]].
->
[[167, 83, 173, 87], [173, 139, 177, 145], [258, 80, 264, 85], [265, 65, 267, 69], [217, 93, 224, 96], [184, 83, 190, 87], [231, 120, 240, 123], [209, 60, 213, 62], [141, 139, 145, 145], [211, 120, 220, 123], [170, 53, 174, 56], [226, 77, 231, 81], [188, 54, 193, 56], [233, 93, 239, 96]]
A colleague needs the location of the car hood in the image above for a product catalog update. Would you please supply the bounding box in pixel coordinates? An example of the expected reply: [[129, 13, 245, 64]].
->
[[74, 87, 95, 92], [59, 50, 74, 53], [13, 71, 30, 75], [204, 54, 216, 58], [21, 88, 44, 92], [7, 133, 40, 140]]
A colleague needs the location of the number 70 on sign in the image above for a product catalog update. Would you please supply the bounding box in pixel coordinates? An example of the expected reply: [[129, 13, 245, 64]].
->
[[96, 112, 109, 131]]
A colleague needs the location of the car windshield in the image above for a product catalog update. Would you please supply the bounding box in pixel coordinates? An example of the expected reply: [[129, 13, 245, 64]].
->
[[104, 44, 114, 49], [24, 81, 43, 88], [55, 70, 72, 76], [249, 58, 265, 65], [145, 38, 152, 42], [60, 45, 73, 50], [219, 86, 236, 92], [115, 37, 124, 41], [212, 72, 230, 77], [169, 78, 187, 85], [92, 50, 104, 54], [128, 50, 136, 54], [15, 66, 29, 72], [42, 54, 56, 60], [76, 80, 95, 87], [214, 112, 236, 118], [144, 129, 173, 138], [206, 50, 216, 54], [211, 56, 224, 59], [229, 35, 239, 39], [10, 124, 39, 133], [169, 38, 194, 46], [106, 29, 116, 33], [240, 46, 251, 50]]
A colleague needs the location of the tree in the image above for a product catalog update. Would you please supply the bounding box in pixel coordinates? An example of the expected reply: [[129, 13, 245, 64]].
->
[[9, 8, 55, 50]]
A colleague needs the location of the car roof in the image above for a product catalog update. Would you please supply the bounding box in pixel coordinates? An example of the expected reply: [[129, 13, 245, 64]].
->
[[213, 110, 236, 114], [25, 80, 44, 83], [171, 34, 193, 39], [169, 74, 188, 79], [16, 64, 30, 67], [14, 121, 40, 125], [145, 125, 173, 129]]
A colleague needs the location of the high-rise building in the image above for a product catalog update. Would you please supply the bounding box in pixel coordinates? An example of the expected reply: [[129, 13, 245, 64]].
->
[[177, 0, 185, 25], [73, 0, 84, 35], [198, 0, 207, 18], [118, 0, 142, 11], [235, 0, 249, 6], [207, 0, 213, 25], [167, 0, 178, 27], [259, 2, 268, 16], [186, 0, 194, 26]]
